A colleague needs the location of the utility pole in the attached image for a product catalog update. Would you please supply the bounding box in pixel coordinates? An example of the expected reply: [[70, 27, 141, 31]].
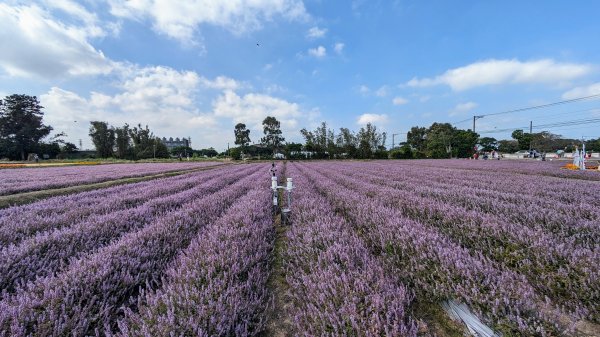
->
[[529, 121, 533, 151], [392, 133, 399, 149], [472, 115, 483, 132], [227, 142, 230, 158]]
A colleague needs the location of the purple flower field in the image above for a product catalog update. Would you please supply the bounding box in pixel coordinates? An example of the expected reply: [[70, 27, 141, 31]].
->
[[0, 162, 224, 195], [0, 160, 597, 336]]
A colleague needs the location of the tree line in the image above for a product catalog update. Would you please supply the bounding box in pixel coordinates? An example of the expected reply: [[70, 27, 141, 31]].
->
[[2, 94, 599, 161], [88, 121, 170, 159]]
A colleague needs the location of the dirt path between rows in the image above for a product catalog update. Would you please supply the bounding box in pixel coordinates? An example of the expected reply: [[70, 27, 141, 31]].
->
[[262, 164, 294, 337]]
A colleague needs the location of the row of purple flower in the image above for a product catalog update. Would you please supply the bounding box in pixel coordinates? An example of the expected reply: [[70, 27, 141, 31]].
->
[[0, 162, 223, 196]]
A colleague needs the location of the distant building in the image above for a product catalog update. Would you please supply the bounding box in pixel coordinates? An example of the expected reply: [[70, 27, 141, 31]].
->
[[160, 137, 191, 151]]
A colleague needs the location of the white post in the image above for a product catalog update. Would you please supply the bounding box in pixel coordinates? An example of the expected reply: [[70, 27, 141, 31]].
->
[[286, 178, 293, 208], [581, 143, 586, 170], [271, 176, 278, 206]]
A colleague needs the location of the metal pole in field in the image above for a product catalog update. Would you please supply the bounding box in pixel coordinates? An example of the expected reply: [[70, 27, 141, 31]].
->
[[392, 133, 398, 149]]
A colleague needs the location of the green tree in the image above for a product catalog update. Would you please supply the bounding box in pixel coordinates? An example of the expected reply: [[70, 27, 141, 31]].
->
[[389, 144, 413, 159], [38, 142, 61, 158], [425, 123, 477, 158], [586, 138, 600, 152], [511, 129, 532, 150], [454, 129, 479, 158], [498, 139, 519, 153], [196, 147, 219, 158], [530, 131, 565, 152], [170, 146, 193, 156], [61, 142, 78, 154], [356, 123, 386, 159], [229, 147, 242, 160], [301, 122, 336, 158], [425, 123, 455, 158], [336, 127, 358, 158], [261, 116, 285, 154], [284, 142, 304, 159], [114, 124, 132, 159], [89, 121, 115, 158], [0, 94, 53, 160], [478, 137, 498, 151], [128, 124, 168, 159], [406, 126, 427, 156], [234, 123, 251, 155]]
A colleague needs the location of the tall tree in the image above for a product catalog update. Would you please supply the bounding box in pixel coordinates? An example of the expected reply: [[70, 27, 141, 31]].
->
[[478, 137, 498, 151], [336, 127, 358, 158], [586, 138, 600, 152], [454, 129, 479, 158], [406, 126, 427, 156], [357, 123, 386, 159], [261, 116, 285, 154], [301, 122, 336, 158], [128, 124, 168, 159], [511, 129, 532, 150], [114, 124, 132, 159], [498, 139, 520, 153], [426, 123, 456, 158], [0, 94, 53, 160], [233, 123, 251, 155], [89, 121, 115, 158]]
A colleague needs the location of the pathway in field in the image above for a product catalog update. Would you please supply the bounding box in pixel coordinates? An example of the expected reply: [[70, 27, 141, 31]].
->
[[263, 213, 294, 337], [263, 164, 294, 337]]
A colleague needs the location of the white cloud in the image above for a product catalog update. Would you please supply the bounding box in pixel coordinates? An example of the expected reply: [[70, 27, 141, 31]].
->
[[407, 59, 592, 91], [0, 3, 115, 79], [213, 89, 301, 128], [42, 0, 111, 38], [562, 82, 600, 99], [359, 85, 370, 95], [334, 42, 344, 54], [40, 66, 218, 149], [306, 26, 326, 39], [449, 101, 478, 116], [357, 113, 388, 125], [200, 75, 242, 91], [375, 86, 388, 97], [108, 0, 309, 44], [308, 45, 326, 58], [392, 96, 408, 105]]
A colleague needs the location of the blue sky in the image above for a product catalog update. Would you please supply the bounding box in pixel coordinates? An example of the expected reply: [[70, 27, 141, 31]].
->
[[1, 0, 599, 150]]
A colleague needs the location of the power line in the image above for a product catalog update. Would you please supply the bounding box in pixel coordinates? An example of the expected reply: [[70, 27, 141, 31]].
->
[[532, 118, 600, 129], [455, 94, 600, 132], [524, 106, 600, 121], [477, 117, 600, 134], [452, 117, 472, 126], [451, 93, 600, 127], [478, 93, 600, 118], [537, 125, 600, 133]]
